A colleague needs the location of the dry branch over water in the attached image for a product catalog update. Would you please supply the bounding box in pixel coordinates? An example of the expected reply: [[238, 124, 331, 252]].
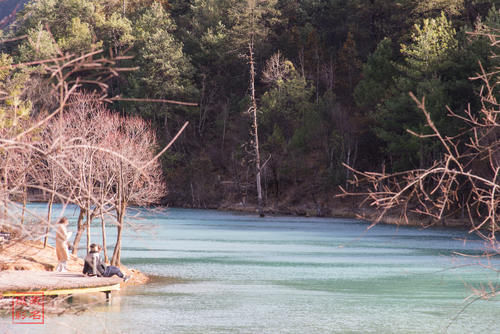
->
[[339, 26, 500, 305], [340, 27, 500, 240], [0, 23, 189, 314]]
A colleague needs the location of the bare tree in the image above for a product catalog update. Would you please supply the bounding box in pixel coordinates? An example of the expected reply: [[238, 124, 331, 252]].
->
[[340, 29, 500, 243], [262, 51, 292, 85], [105, 115, 166, 266], [0, 25, 193, 290], [43, 93, 113, 253]]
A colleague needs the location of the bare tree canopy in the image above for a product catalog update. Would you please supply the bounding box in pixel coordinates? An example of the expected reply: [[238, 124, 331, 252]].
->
[[0, 24, 190, 269], [341, 27, 500, 243]]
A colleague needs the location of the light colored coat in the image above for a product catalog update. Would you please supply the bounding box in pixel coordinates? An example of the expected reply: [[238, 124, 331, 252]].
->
[[55, 224, 71, 262]]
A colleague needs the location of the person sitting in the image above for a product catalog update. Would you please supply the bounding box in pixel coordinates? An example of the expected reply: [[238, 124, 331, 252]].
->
[[83, 243, 130, 282]]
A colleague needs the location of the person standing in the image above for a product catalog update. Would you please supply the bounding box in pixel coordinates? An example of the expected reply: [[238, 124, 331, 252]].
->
[[55, 217, 72, 272]]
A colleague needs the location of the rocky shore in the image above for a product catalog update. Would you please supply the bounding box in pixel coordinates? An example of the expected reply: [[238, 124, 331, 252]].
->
[[217, 195, 472, 230]]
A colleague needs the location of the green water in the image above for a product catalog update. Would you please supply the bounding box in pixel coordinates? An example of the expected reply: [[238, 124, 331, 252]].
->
[[1, 205, 499, 333]]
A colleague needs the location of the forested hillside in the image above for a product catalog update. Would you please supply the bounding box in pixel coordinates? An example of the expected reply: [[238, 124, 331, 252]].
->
[[1, 0, 499, 214], [0, 0, 27, 28]]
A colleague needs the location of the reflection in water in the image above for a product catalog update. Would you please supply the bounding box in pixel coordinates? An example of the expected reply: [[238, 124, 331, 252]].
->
[[68, 293, 122, 313], [1, 205, 499, 333]]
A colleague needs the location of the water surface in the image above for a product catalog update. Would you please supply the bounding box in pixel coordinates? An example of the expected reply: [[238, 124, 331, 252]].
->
[[1, 205, 499, 333]]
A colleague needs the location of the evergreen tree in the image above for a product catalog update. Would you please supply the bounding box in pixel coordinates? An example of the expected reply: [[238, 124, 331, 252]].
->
[[16, 0, 134, 59], [335, 31, 362, 102], [400, 12, 458, 78], [354, 38, 397, 109], [122, 2, 196, 125], [370, 12, 488, 170]]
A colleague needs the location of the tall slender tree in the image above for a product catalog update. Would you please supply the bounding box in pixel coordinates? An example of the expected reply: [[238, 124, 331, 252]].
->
[[230, 0, 278, 215]]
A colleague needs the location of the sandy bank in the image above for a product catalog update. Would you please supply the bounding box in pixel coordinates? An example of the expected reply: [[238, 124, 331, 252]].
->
[[0, 240, 149, 286]]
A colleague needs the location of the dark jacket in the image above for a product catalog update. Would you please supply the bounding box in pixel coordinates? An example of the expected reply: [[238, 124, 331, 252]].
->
[[83, 251, 106, 276]]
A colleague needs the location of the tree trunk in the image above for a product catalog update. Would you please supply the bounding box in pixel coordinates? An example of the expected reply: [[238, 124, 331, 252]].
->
[[298, 47, 305, 79], [86, 154, 94, 253], [221, 102, 228, 150], [21, 183, 27, 225], [71, 208, 86, 254], [248, 41, 264, 217], [111, 200, 126, 266], [315, 47, 320, 103], [43, 191, 55, 248], [86, 202, 91, 253], [101, 211, 108, 263], [199, 74, 207, 136], [111, 222, 122, 266], [164, 111, 171, 141], [3, 167, 8, 219]]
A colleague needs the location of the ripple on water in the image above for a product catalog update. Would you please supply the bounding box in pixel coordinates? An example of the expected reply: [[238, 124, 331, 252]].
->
[[2, 205, 498, 334]]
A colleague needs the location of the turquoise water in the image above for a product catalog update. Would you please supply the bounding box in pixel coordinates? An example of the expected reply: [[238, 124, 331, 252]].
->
[[1, 204, 500, 333]]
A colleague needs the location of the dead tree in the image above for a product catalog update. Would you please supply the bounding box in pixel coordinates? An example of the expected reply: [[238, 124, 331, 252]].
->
[[248, 39, 264, 217], [340, 29, 500, 243]]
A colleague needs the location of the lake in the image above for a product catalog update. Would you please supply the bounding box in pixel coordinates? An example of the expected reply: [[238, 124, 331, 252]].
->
[[1, 204, 499, 333]]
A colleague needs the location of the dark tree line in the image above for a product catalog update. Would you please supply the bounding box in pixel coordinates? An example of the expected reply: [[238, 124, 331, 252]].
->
[[1, 0, 499, 214]]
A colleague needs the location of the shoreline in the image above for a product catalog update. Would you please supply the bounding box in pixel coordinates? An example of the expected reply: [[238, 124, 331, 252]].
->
[[25, 194, 475, 232], [0, 240, 148, 314], [0, 240, 149, 285], [213, 196, 475, 232], [217, 204, 474, 232]]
